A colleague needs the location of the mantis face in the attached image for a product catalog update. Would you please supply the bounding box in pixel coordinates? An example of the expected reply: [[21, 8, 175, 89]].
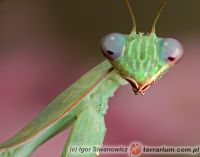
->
[[100, 0, 183, 95], [100, 32, 183, 95]]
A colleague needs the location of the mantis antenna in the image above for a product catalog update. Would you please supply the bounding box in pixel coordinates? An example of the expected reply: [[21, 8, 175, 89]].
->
[[124, 0, 137, 33], [151, 1, 167, 33]]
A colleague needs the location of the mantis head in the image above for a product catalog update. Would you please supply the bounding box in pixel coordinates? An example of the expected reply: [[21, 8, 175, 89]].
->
[[100, 1, 183, 95]]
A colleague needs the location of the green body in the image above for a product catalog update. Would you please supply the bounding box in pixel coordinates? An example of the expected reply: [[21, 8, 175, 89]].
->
[[0, 27, 182, 156], [119, 33, 165, 83], [103, 33, 172, 95], [0, 30, 182, 156], [0, 1, 183, 155], [0, 61, 126, 157]]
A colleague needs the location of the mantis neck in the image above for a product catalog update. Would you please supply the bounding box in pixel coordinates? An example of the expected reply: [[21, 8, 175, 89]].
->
[[86, 60, 127, 115]]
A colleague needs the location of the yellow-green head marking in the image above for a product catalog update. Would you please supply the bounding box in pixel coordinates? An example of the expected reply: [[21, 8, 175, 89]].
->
[[100, 0, 183, 95]]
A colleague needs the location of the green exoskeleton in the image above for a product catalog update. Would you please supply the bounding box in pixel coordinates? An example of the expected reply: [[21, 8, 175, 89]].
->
[[0, 0, 183, 157]]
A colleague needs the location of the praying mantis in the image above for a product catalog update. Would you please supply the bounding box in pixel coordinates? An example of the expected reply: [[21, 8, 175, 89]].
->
[[0, 0, 183, 157]]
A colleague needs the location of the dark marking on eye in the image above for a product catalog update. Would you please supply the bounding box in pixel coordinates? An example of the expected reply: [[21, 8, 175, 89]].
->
[[107, 51, 114, 55], [168, 57, 175, 62], [100, 48, 115, 60]]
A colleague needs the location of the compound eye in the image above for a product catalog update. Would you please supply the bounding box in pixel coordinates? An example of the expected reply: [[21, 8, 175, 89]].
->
[[100, 33, 127, 60], [161, 38, 183, 64]]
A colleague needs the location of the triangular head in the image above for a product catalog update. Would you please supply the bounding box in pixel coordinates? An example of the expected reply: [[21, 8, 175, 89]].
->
[[100, 0, 183, 95]]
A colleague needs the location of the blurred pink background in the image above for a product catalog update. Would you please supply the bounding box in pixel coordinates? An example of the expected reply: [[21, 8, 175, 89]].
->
[[0, 0, 199, 157]]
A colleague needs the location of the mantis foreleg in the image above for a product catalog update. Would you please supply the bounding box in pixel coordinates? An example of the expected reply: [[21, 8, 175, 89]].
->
[[61, 103, 107, 157]]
